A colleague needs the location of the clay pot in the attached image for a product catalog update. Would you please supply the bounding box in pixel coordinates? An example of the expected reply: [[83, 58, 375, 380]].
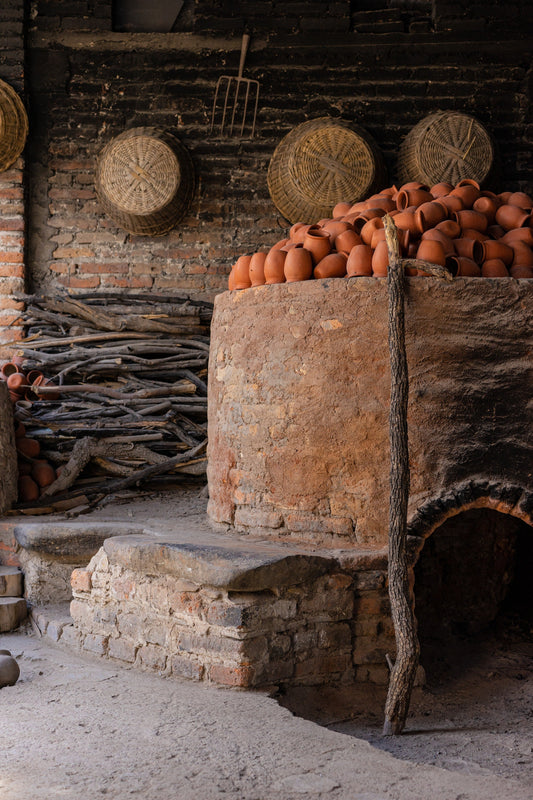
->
[[289, 223, 310, 243], [31, 460, 56, 488], [420, 229, 454, 257], [348, 201, 367, 215], [0, 362, 20, 380], [498, 191, 512, 203], [481, 259, 509, 277], [370, 228, 386, 249], [14, 422, 25, 439], [453, 237, 484, 264], [435, 195, 464, 213], [507, 191, 533, 210], [454, 209, 488, 233], [366, 195, 396, 213], [334, 228, 362, 253], [473, 194, 501, 222], [430, 181, 454, 198], [435, 219, 461, 239], [233, 255, 252, 290], [18, 474, 39, 502], [500, 227, 533, 247], [31, 375, 60, 401], [228, 268, 237, 291], [487, 224, 506, 240], [396, 188, 433, 210], [360, 217, 384, 245], [26, 370, 44, 385], [461, 228, 488, 243], [392, 209, 419, 236], [450, 181, 480, 208], [249, 252, 267, 287], [416, 239, 446, 267], [322, 219, 352, 241], [271, 238, 289, 250], [303, 229, 331, 266], [16, 437, 40, 458], [6, 372, 29, 393], [399, 181, 430, 192], [509, 265, 533, 278], [415, 201, 448, 233], [509, 241, 533, 267], [17, 460, 32, 476], [446, 255, 481, 277], [264, 248, 287, 284], [346, 244, 373, 277], [332, 201, 352, 218], [284, 246, 313, 282], [314, 252, 347, 279], [0, 651, 20, 687], [371, 240, 389, 277], [495, 204, 531, 231], [481, 239, 514, 266]]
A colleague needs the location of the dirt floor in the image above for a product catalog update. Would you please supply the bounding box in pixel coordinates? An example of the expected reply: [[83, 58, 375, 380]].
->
[[1, 488, 532, 799]]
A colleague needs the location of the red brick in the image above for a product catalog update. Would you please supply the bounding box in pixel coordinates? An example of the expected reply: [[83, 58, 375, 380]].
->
[[0, 298, 24, 310], [0, 218, 24, 231], [57, 276, 100, 288], [49, 188, 95, 200], [49, 262, 70, 274], [209, 663, 255, 687], [83, 262, 129, 274], [0, 277, 24, 293], [103, 276, 153, 289], [53, 247, 95, 259], [0, 266, 23, 278], [0, 252, 23, 263], [0, 188, 23, 200]]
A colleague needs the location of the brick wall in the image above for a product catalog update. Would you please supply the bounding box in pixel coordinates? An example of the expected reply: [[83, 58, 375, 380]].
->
[[0, 1, 530, 347], [0, 1, 26, 358]]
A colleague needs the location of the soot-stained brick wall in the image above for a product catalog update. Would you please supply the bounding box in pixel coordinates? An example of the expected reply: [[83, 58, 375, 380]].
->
[[16, 1, 533, 303]]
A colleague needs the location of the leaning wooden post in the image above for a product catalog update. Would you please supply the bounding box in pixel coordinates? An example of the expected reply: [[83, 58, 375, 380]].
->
[[382, 213, 419, 736]]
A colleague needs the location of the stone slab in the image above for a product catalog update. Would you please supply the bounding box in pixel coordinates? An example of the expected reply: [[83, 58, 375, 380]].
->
[[14, 522, 146, 562], [0, 566, 23, 597], [0, 597, 27, 632]]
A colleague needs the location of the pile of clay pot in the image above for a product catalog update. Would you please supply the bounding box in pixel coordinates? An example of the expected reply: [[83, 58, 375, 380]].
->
[[0, 362, 59, 503], [228, 180, 533, 289]]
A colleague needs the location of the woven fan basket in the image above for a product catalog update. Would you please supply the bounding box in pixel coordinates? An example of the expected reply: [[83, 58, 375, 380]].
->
[[0, 79, 28, 172], [95, 127, 195, 235], [397, 111, 494, 187], [268, 118, 387, 224]]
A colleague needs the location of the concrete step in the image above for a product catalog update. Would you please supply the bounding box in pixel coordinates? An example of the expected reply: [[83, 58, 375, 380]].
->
[[0, 565, 23, 597]]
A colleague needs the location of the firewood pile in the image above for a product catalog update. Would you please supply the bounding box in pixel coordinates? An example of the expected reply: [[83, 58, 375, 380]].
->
[[7, 292, 213, 515]]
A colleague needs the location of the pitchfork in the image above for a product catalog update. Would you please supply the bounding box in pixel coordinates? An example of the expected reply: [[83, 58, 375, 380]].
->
[[210, 33, 260, 139]]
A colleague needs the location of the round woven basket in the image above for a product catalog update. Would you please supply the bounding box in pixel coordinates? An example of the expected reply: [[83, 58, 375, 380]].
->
[[267, 118, 387, 224], [397, 111, 495, 187], [0, 79, 28, 172], [95, 127, 195, 235]]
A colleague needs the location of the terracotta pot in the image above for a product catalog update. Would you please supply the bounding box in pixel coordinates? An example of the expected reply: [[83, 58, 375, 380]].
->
[[415, 201, 448, 233], [322, 219, 352, 240], [334, 228, 362, 253], [396, 188, 433, 210], [31, 375, 60, 401], [32, 460, 56, 488], [421, 229, 454, 257], [416, 239, 446, 267], [303, 229, 331, 266], [271, 237, 289, 250], [249, 252, 267, 287], [6, 372, 29, 394], [454, 209, 488, 233], [446, 255, 481, 277], [498, 191, 512, 203], [346, 244, 373, 277], [435, 219, 461, 239], [450, 181, 480, 208], [348, 201, 367, 215], [430, 181, 454, 198], [0, 362, 20, 380], [399, 181, 430, 192], [314, 252, 347, 279], [332, 201, 352, 218], [500, 227, 533, 247], [16, 437, 40, 458], [233, 255, 252, 290], [370, 228, 386, 249], [495, 204, 531, 231], [481, 259, 509, 277], [371, 240, 389, 277], [435, 195, 464, 213], [365, 196, 396, 213], [453, 237, 484, 264], [461, 228, 488, 242], [392, 209, 419, 236], [507, 191, 533, 211], [264, 248, 287, 284], [360, 217, 384, 246], [509, 241, 533, 267], [228, 268, 236, 291], [284, 246, 313, 282], [473, 194, 501, 223], [289, 222, 309, 242], [18, 475, 39, 503], [17, 460, 32, 476], [14, 422, 25, 439], [481, 239, 514, 266], [509, 265, 533, 278], [26, 370, 44, 385]]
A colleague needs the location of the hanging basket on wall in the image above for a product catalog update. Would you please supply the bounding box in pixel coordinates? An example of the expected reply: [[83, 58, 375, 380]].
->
[[95, 127, 195, 235], [0, 79, 28, 172], [397, 111, 495, 188], [267, 117, 387, 224]]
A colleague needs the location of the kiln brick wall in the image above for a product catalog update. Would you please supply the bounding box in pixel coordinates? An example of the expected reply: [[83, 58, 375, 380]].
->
[[22, 0, 532, 307], [0, 1, 26, 358]]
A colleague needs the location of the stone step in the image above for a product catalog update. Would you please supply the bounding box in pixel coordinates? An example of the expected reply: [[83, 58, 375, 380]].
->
[[0, 597, 27, 632], [0, 565, 23, 597]]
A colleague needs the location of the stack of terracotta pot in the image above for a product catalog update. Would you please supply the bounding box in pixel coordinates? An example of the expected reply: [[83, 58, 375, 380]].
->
[[228, 180, 533, 289], [0, 363, 58, 503]]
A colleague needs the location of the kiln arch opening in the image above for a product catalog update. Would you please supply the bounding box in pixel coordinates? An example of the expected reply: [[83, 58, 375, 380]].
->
[[412, 506, 533, 682]]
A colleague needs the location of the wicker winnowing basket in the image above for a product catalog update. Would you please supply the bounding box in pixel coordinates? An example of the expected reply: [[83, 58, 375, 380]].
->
[[95, 127, 195, 235], [267, 118, 387, 224], [397, 111, 495, 188], [0, 79, 28, 172]]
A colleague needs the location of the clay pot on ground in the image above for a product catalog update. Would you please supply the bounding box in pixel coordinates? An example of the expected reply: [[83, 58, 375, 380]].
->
[[453, 237, 484, 264], [321, 219, 352, 241], [233, 255, 252, 290], [482, 259, 509, 277], [507, 191, 533, 210], [303, 229, 331, 266], [6, 373, 29, 393], [392, 209, 419, 236], [435, 194, 464, 213], [435, 219, 461, 239], [314, 252, 347, 279], [284, 246, 313, 282], [31, 460, 56, 488], [360, 217, 384, 245], [450, 182, 480, 208], [396, 188, 433, 210], [16, 437, 40, 458], [481, 239, 514, 266], [18, 474, 39, 502], [415, 201, 448, 233], [495, 204, 531, 231], [264, 247, 287, 284], [416, 239, 446, 268], [473, 194, 501, 222], [346, 244, 373, 276], [371, 240, 389, 276], [0, 651, 20, 687], [1, 362, 21, 380], [289, 223, 310, 243], [399, 181, 430, 192], [510, 265, 533, 278], [366, 195, 396, 212], [249, 252, 267, 287], [500, 227, 533, 247], [430, 181, 454, 198], [509, 241, 533, 267], [334, 228, 362, 253], [446, 255, 481, 277], [454, 209, 488, 233]]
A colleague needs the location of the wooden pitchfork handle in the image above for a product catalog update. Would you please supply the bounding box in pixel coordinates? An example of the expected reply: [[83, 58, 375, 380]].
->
[[237, 33, 251, 79]]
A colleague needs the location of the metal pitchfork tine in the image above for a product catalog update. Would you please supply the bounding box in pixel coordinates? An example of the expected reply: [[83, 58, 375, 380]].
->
[[210, 32, 260, 138]]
